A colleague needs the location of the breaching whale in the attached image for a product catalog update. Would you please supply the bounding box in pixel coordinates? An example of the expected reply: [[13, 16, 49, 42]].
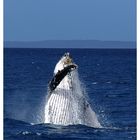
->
[[44, 53, 101, 128]]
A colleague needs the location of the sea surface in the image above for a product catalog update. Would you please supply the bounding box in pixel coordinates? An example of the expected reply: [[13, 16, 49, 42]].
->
[[4, 48, 136, 140]]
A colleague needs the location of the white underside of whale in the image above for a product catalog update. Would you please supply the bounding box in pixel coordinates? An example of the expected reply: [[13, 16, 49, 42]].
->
[[44, 70, 101, 128]]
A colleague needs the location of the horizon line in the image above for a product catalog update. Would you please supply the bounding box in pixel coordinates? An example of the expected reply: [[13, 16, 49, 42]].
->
[[4, 47, 136, 49], [4, 40, 136, 49], [4, 40, 136, 43]]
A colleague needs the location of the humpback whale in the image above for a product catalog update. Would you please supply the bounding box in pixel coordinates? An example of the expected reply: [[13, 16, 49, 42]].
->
[[44, 53, 101, 128]]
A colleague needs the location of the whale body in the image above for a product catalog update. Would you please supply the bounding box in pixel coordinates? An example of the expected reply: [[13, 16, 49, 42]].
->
[[44, 53, 101, 128]]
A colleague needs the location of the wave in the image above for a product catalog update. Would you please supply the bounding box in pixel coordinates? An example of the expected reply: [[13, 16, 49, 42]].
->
[[4, 118, 136, 140]]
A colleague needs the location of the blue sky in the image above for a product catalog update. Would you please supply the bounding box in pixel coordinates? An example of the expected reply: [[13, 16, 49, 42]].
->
[[4, 0, 136, 41]]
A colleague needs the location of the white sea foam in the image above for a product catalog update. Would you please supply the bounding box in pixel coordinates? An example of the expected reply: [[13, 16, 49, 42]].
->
[[21, 131, 31, 135], [106, 81, 111, 84], [92, 82, 98, 85]]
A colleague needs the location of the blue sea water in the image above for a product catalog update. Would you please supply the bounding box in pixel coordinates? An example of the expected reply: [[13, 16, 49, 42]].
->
[[4, 48, 136, 140]]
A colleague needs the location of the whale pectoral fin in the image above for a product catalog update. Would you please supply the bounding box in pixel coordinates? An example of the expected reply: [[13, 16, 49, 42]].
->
[[49, 64, 77, 92], [49, 78, 57, 92]]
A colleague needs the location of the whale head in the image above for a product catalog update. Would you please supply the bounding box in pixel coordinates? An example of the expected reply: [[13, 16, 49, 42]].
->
[[54, 52, 76, 74], [48, 53, 77, 92]]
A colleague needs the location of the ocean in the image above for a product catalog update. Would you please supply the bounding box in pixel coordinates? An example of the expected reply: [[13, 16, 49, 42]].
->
[[4, 48, 136, 140]]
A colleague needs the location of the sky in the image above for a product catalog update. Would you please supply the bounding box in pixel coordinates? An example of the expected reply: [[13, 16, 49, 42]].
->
[[4, 0, 136, 42]]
